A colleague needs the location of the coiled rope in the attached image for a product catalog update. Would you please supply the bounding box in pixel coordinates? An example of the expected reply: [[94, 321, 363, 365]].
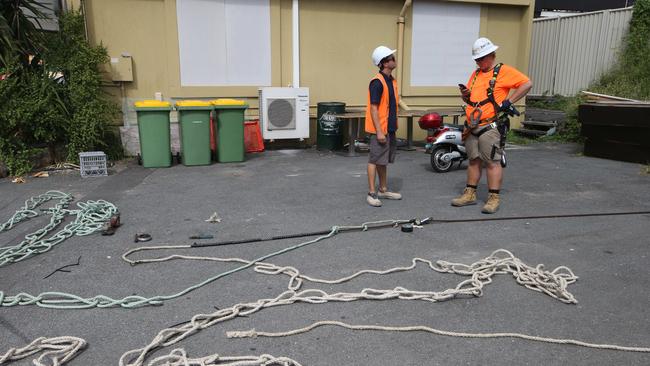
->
[[0, 191, 118, 267], [0, 336, 86, 366]]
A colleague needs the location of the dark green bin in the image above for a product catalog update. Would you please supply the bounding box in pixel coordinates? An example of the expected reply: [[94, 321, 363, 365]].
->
[[317, 102, 345, 150]]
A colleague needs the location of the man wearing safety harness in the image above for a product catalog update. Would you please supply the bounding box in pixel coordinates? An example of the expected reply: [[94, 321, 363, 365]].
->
[[452, 37, 532, 213], [365, 45, 402, 207]]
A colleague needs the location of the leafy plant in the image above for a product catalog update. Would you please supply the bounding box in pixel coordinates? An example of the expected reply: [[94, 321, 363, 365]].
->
[[0, 10, 119, 176], [526, 0, 650, 143], [44, 11, 119, 161], [591, 0, 650, 100], [0, 0, 50, 67]]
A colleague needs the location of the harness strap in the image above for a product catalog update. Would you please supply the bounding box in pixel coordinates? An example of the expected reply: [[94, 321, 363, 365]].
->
[[468, 63, 503, 109]]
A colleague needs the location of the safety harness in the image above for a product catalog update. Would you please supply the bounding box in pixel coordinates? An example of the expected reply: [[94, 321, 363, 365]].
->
[[464, 63, 511, 166], [467, 62, 503, 129]]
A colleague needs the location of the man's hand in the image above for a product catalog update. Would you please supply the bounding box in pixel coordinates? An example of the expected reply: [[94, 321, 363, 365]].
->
[[459, 85, 471, 103], [499, 99, 512, 112], [376, 132, 387, 144]]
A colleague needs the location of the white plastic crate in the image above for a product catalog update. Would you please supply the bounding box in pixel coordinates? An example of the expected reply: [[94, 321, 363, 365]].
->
[[79, 151, 108, 178]]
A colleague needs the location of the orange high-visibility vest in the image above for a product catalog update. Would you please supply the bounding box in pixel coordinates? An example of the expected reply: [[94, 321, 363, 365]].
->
[[365, 73, 399, 134]]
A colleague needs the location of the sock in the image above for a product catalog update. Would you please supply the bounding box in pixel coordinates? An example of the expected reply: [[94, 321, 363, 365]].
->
[[489, 189, 500, 194], [466, 184, 478, 190]]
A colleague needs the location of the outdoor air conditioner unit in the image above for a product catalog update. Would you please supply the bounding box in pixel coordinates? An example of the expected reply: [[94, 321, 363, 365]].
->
[[258, 87, 310, 139]]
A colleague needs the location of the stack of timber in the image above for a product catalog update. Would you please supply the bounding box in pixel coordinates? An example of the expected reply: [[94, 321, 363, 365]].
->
[[579, 91, 650, 163]]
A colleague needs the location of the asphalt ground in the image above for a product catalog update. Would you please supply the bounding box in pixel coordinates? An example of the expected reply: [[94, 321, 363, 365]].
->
[[1, 142, 649, 365]]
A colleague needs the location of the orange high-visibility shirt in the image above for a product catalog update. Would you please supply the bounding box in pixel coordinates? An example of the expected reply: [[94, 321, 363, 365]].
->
[[465, 64, 529, 124]]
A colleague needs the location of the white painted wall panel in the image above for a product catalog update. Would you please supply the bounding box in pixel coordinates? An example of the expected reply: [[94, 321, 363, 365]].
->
[[177, 0, 271, 86], [410, 0, 480, 87]]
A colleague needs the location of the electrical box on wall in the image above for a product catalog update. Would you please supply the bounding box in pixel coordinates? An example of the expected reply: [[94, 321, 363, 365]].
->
[[110, 54, 133, 82]]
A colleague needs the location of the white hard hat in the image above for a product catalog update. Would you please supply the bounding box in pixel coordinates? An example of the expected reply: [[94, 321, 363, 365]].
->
[[372, 46, 396, 66], [472, 37, 499, 60]]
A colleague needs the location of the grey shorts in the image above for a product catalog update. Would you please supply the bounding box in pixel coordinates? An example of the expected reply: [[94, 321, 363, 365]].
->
[[465, 127, 502, 162], [368, 132, 397, 166]]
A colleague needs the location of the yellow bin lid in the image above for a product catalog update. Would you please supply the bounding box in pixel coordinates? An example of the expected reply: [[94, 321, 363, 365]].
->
[[210, 98, 247, 106], [134, 100, 171, 108], [175, 100, 213, 107]]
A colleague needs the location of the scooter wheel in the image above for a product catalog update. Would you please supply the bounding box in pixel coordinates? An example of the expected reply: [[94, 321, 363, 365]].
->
[[431, 146, 454, 173]]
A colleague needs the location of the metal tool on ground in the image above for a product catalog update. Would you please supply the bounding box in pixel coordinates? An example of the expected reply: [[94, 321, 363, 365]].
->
[[190, 210, 650, 248], [205, 212, 222, 223], [191, 218, 426, 248], [101, 214, 121, 236], [401, 224, 414, 232], [134, 233, 152, 243], [190, 233, 214, 240]]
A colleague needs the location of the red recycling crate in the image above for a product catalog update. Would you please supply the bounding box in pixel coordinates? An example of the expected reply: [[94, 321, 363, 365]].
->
[[244, 120, 265, 153]]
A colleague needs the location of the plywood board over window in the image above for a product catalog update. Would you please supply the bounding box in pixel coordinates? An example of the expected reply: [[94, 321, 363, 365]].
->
[[176, 0, 272, 87], [410, 0, 480, 87]]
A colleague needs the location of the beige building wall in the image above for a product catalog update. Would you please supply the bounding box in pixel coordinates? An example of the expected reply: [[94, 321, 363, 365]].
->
[[75, 0, 534, 143]]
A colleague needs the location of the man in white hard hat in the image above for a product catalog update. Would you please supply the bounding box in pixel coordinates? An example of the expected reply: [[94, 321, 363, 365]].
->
[[364, 45, 402, 207], [452, 37, 532, 213]]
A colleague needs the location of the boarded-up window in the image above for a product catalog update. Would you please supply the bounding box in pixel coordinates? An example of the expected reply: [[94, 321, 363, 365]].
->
[[176, 0, 271, 86], [410, 1, 481, 87]]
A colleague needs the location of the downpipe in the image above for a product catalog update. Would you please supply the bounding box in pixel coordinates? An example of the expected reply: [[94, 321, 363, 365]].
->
[[397, 0, 412, 111]]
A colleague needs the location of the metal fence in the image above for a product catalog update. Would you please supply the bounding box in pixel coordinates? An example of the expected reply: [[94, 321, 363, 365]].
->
[[528, 7, 633, 96]]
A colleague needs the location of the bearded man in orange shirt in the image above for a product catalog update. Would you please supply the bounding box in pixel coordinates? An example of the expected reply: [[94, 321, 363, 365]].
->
[[452, 38, 533, 214]]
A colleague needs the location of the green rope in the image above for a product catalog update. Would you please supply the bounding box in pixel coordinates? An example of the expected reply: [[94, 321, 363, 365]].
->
[[0, 191, 118, 267], [0, 219, 411, 309]]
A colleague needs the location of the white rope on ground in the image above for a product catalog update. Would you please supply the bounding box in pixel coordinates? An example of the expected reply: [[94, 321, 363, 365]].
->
[[1, 219, 412, 309], [0, 191, 118, 267], [145, 348, 301, 366], [0, 336, 86, 366], [123, 247, 579, 304], [227, 320, 650, 353], [118, 250, 593, 366]]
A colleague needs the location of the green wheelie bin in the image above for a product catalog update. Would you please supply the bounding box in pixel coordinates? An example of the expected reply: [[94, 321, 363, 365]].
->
[[211, 99, 249, 163], [175, 100, 213, 166], [134, 100, 172, 168]]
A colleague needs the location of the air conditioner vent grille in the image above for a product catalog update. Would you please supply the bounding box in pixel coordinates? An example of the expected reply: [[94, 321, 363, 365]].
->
[[268, 98, 295, 130]]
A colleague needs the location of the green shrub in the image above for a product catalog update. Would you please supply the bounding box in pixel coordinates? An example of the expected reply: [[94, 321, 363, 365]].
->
[[0, 10, 119, 176], [45, 10, 119, 161], [529, 0, 650, 143]]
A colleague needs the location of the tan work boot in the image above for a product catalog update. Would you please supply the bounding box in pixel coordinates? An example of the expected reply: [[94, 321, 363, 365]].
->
[[482, 193, 500, 214], [451, 187, 477, 207]]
